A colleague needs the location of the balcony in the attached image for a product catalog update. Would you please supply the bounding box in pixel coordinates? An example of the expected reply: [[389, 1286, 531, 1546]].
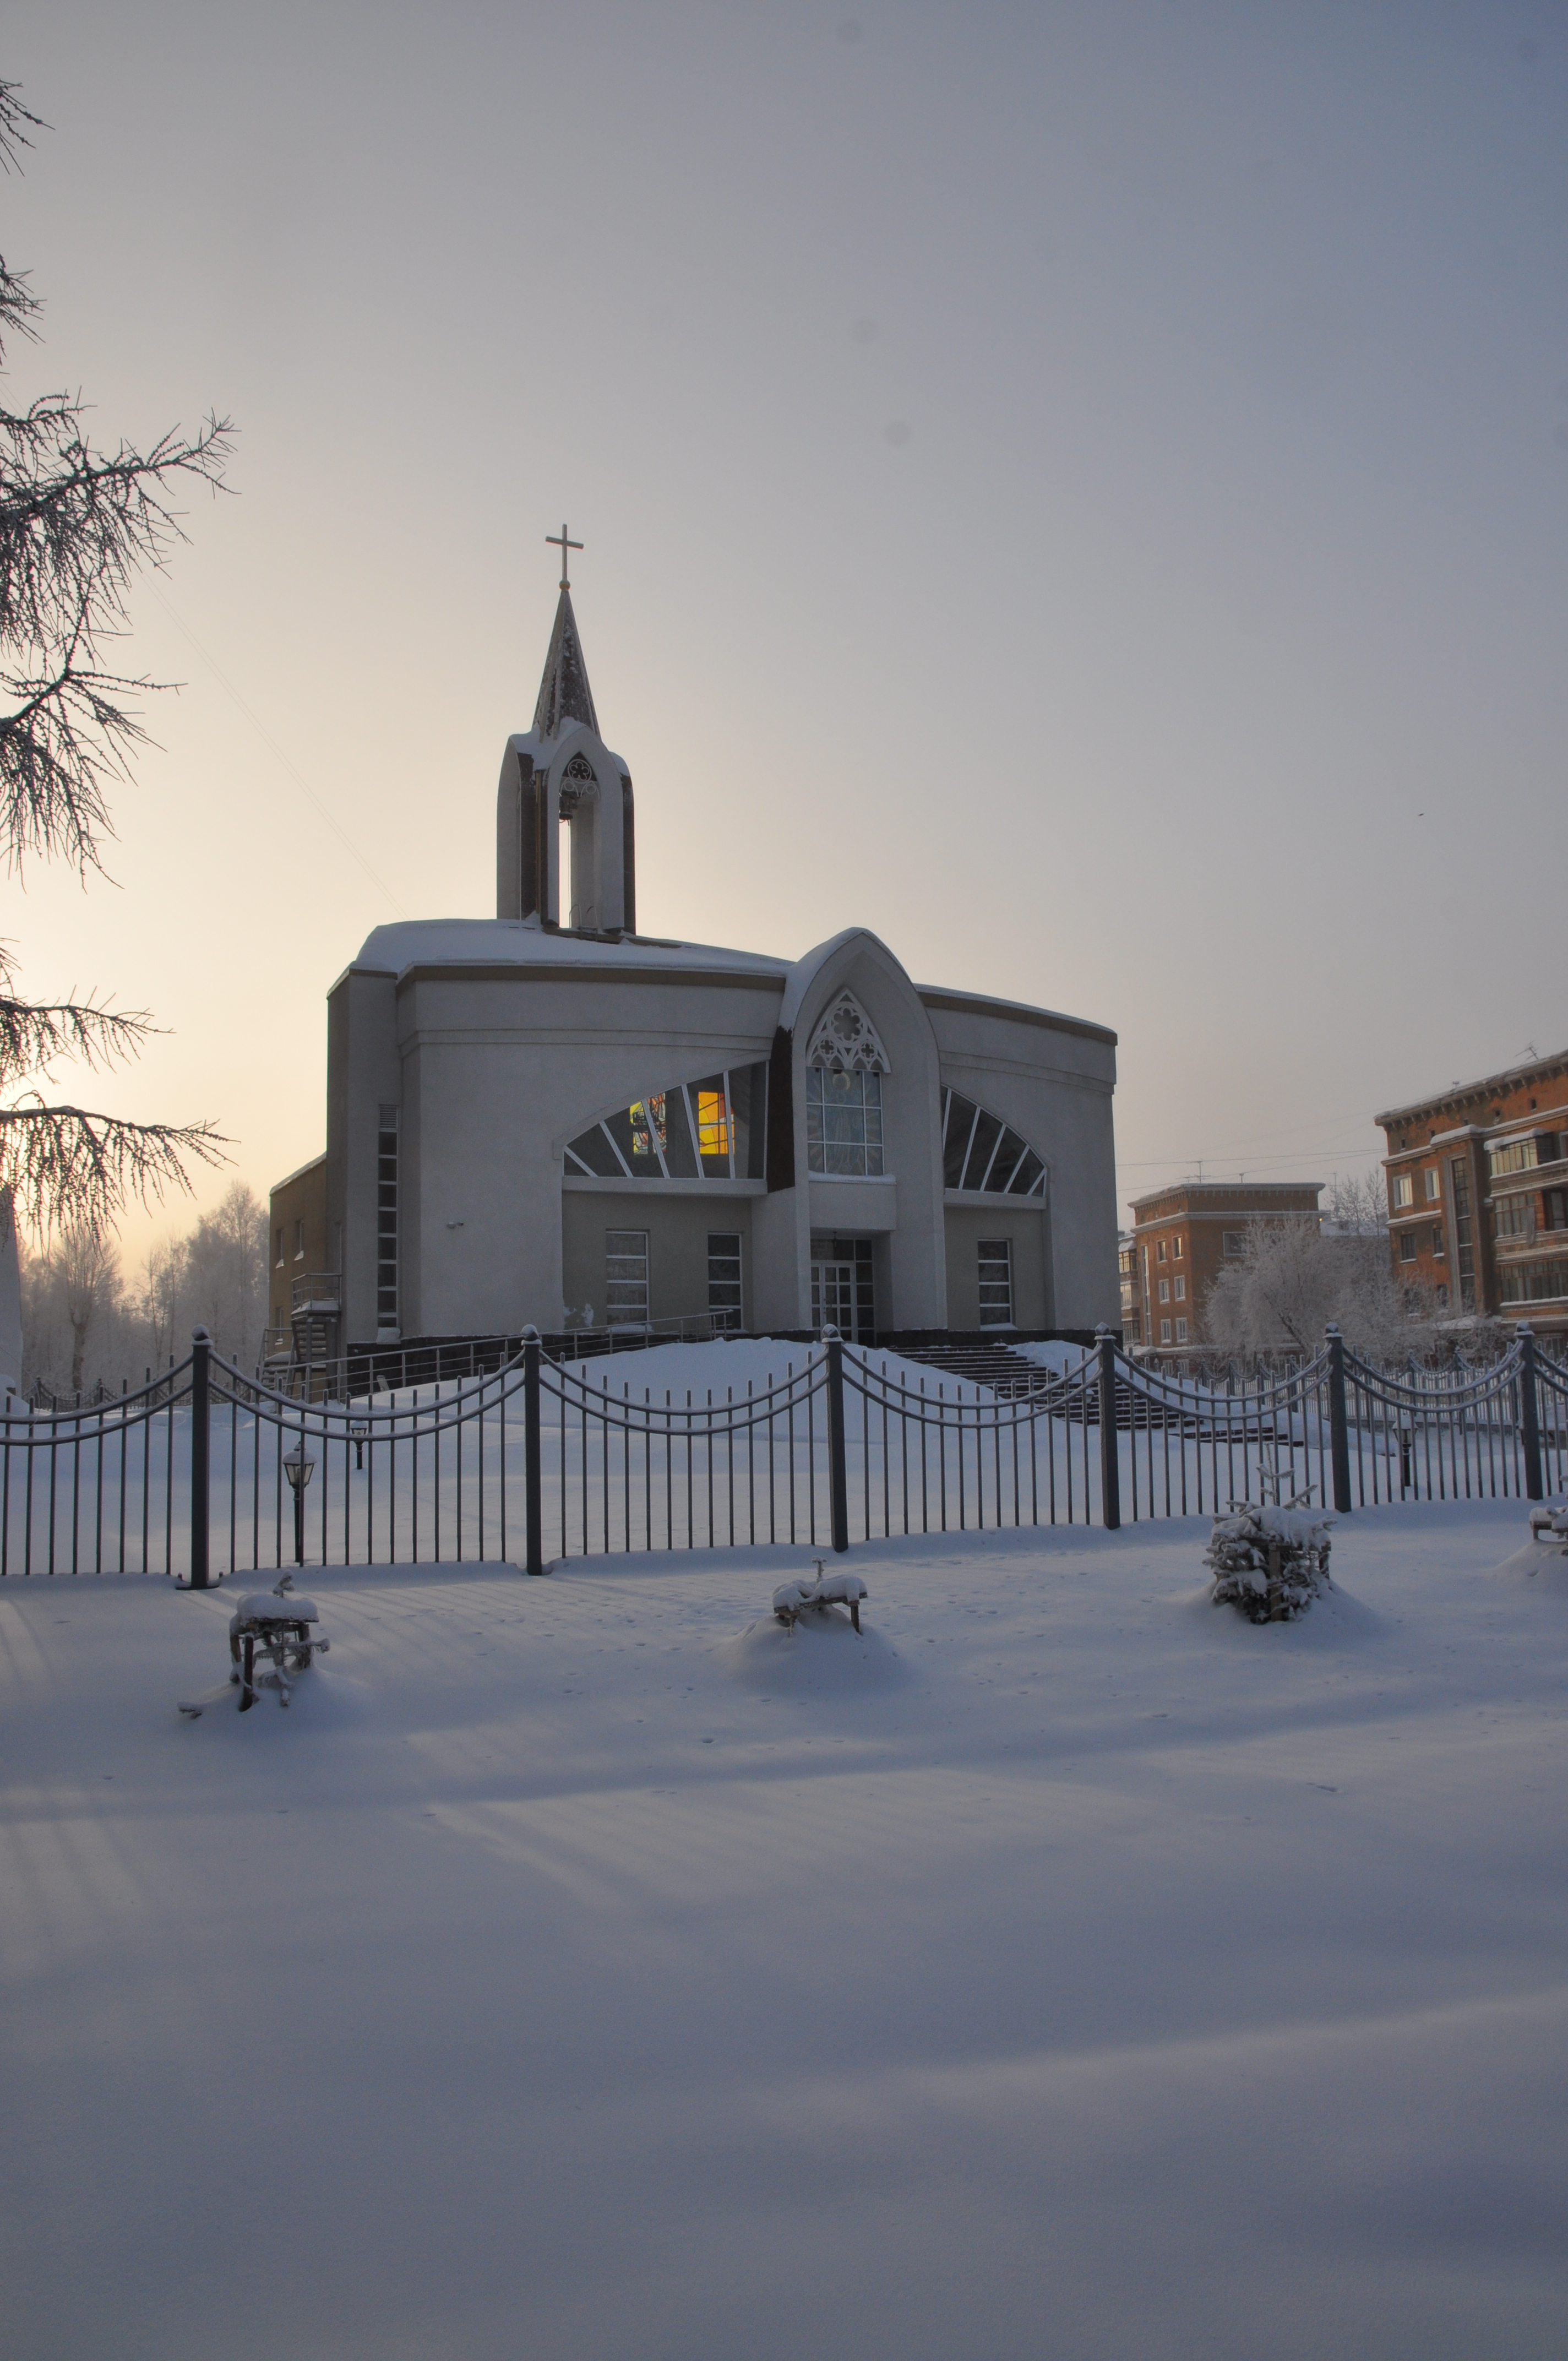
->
[[292, 1272, 341, 1318]]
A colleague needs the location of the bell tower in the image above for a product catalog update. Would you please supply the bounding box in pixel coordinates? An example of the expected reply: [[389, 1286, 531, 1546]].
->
[[496, 526, 636, 935]]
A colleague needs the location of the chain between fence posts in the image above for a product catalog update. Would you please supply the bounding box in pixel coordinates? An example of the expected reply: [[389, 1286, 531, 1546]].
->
[[523, 1326, 545, 1575], [189, 1327, 211, 1589], [1326, 1325, 1353, 1514], [1517, 1323, 1544, 1502], [825, 1328, 850, 1554], [1096, 1327, 1120, 1531]]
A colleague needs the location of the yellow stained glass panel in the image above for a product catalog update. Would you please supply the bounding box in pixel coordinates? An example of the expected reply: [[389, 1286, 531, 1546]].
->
[[696, 1089, 732, 1159]]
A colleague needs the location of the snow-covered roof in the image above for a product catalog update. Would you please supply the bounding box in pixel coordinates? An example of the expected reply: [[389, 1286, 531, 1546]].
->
[[349, 918, 790, 985]]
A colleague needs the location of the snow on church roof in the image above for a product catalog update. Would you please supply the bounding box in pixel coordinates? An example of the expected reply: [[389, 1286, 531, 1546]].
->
[[349, 917, 791, 984]]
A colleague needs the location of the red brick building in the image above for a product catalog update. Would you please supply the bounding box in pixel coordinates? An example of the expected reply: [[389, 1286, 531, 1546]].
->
[[1128, 1182, 1324, 1353], [1376, 1047, 1568, 1342]]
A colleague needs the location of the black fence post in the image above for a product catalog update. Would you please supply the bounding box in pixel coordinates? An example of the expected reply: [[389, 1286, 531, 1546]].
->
[[825, 1327, 850, 1554], [1518, 1323, 1544, 1503], [1097, 1325, 1121, 1531], [523, 1325, 545, 1575], [1326, 1325, 1353, 1514], [189, 1326, 211, 1589]]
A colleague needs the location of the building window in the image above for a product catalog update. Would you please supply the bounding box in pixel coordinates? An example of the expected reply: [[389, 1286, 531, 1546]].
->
[[1431, 1226, 1445, 1259], [1158, 1277, 1170, 1303], [1174, 1275, 1186, 1302], [1173, 1236, 1183, 1259], [1157, 1240, 1167, 1263], [807, 1067, 884, 1177], [1175, 1318, 1189, 1343], [375, 1105, 399, 1333], [1400, 1230, 1418, 1263], [293, 1218, 306, 1259], [1489, 1139, 1539, 1179], [274, 1227, 284, 1267], [605, 1230, 649, 1329], [1393, 1174, 1414, 1209], [565, 1064, 768, 1183], [1159, 1319, 1172, 1344], [1495, 1198, 1531, 1240], [977, 1238, 1013, 1327], [1544, 1190, 1568, 1233], [1450, 1157, 1476, 1310], [1424, 1168, 1441, 1201], [940, 1090, 1046, 1196], [810, 1234, 875, 1340], [1500, 1256, 1568, 1305], [1222, 1231, 1243, 1256], [707, 1232, 743, 1331]]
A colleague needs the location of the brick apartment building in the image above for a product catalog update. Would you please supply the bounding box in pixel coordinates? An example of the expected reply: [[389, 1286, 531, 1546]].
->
[[1376, 1046, 1568, 1342], [1126, 1182, 1324, 1353]]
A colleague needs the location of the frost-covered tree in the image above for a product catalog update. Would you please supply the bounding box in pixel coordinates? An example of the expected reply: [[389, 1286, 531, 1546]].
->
[[182, 1183, 268, 1367], [0, 78, 230, 1245], [1202, 1208, 1442, 1366]]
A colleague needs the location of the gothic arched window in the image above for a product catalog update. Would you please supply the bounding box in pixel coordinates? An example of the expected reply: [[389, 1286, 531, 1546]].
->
[[805, 992, 889, 1177]]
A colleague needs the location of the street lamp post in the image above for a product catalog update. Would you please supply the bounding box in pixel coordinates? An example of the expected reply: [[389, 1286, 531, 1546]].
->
[[282, 1445, 316, 1566]]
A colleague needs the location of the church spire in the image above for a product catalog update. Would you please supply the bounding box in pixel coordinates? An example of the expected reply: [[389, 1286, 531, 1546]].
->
[[533, 523, 598, 739]]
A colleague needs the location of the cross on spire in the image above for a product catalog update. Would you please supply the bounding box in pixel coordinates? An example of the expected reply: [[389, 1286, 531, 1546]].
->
[[546, 521, 582, 589]]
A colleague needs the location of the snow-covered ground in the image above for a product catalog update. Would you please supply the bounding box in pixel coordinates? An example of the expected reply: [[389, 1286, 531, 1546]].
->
[[3, 1499, 1566, 2358]]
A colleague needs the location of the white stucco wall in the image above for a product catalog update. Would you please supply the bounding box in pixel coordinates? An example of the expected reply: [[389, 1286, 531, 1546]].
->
[[322, 921, 1119, 1341]]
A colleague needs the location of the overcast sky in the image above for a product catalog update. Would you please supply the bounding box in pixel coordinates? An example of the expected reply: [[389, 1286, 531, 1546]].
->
[[7, 2, 1567, 1263]]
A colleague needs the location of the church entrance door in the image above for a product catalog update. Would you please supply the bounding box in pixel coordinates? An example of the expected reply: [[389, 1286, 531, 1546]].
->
[[810, 1234, 875, 1341]]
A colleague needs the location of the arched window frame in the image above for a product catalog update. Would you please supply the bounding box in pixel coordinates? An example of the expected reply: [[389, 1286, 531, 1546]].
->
[[940, 1087, 1047, 1197]]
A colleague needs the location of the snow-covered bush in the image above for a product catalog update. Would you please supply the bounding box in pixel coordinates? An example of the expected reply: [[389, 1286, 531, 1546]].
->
[[1205, 1503, 1334, 1623]]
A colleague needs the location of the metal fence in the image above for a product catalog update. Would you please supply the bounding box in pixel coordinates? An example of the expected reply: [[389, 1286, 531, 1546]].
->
[[2, 1322, 1564, 1581]]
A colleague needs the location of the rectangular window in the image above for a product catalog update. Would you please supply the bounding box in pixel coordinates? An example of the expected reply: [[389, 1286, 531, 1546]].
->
[[1175, 1317, 1189, 1343], [1222, 1231, 1243, 1255], [1424, 1168, 1441, 1201], [293, 1218, 306, 1259], [1489, 1138, 1539, 1178], [605, 1230, 649, 1329], [1393, 1173, 1414, 1208], [375, 1105, 399, 1331], [1431, 1226, 1445, 1258], [1159, 1319, 1172, 1344], [707, 1232, 743, 1331], [1157, 1239, 1167, 1263], [1495, 1197, 1531, 1239], [1500, 1256, 1568, 1305], [1173, 1236, 1184, 1259], [1174, 1275, 1186, 1302], [274, 1227, 285, 1267], [805, 1068, 885, 1177], [1400, 1230, 1418, 1263], [1450, 1156, 1476, 1310], [1158, 1277, 1170, 1303], [977, 1238, 1013, 1327], [1544, 1189, 1568, 1233]]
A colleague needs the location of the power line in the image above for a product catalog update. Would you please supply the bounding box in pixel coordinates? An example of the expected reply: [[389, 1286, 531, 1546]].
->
[[146, 584, 411, 920]]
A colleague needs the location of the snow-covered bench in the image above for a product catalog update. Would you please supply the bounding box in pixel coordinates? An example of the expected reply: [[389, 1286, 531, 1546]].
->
[[1527, 1504, 1568, 1552], [772, 1566, 868, 1634], [227, 1576, 329, 1710]]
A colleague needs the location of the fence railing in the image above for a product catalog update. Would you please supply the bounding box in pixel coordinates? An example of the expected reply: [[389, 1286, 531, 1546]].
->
[[3, 1322, 1565, 1582]]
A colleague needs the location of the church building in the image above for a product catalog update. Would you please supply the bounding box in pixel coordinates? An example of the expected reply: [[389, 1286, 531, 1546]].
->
[[269, 557, 1120, 1357]]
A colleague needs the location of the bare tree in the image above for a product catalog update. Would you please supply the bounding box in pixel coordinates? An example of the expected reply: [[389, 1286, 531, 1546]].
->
[[183, 1182, 268, 1366], [51, 1218, 121, 1392], [0, 79, 231, 1240]]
